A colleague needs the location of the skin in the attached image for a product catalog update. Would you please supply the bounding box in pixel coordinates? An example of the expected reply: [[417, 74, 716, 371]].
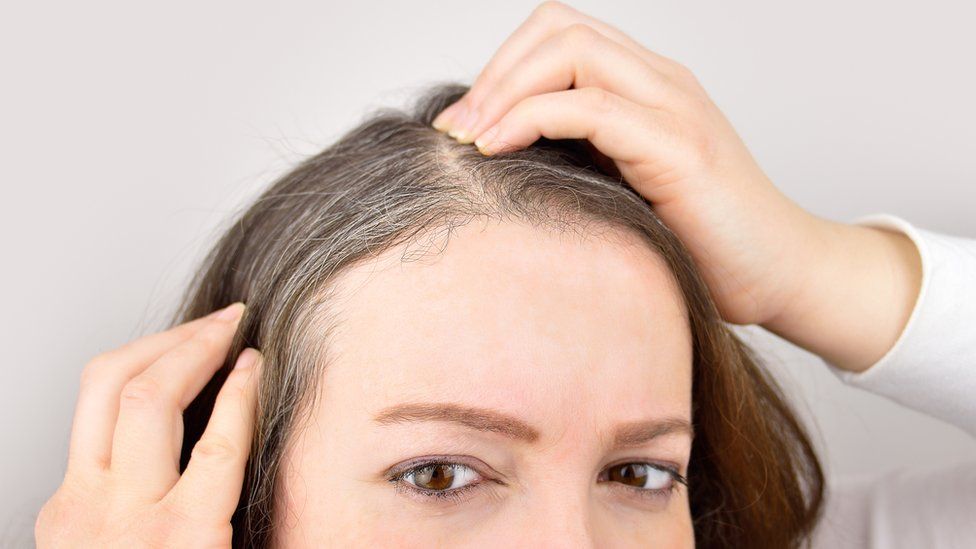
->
[[36, 1, 923, 546], [35, 303, 262, 546], [437, 0, 922, 372], [274, 217, 694, 547]]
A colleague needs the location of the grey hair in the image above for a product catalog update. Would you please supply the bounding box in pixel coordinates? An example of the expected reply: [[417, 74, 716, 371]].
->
[[173, 82, 824, 549]]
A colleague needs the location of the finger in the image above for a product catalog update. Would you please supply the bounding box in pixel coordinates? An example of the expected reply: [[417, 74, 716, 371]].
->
[[109, 302, 246, 502], [457, 23, 682, 146], [67, 304, 237, 475], [433, 1, 682, 131], [474, 87, 685, 171], [162, 348, 262, 523]]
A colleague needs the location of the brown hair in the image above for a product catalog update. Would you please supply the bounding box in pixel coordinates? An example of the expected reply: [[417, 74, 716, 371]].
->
[[173, 82, 824, 548]]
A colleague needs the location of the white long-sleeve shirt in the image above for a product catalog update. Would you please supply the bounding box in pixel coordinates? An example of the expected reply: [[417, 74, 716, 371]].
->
[[811, 213, 976, 548]]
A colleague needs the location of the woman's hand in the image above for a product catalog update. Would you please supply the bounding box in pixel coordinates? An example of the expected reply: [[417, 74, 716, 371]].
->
[[433, 0, 922, 372], [433, 0, 819, 327], [35, 302, 261, 547]]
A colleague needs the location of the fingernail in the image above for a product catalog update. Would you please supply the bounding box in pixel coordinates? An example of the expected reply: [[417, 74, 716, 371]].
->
[[447, 103, 469, 138], [454, 107, 481, 143], [474, 125, 501, 154], [234, 348, 260, 370], [216, 302, 246, 322]]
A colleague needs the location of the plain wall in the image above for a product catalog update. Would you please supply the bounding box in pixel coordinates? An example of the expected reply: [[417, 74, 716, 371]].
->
[[2, 0, 974, 543]]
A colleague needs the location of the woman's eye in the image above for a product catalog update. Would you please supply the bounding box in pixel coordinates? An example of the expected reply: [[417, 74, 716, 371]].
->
[[604, 462, 677, 491], [402, 462, 481, 492]]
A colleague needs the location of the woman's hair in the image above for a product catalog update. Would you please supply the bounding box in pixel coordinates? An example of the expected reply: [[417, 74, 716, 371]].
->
[[172, 83, 824, 548]]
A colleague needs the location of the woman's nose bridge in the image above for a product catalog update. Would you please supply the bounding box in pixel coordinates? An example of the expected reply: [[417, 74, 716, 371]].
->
[[510, 482, 598, 547]]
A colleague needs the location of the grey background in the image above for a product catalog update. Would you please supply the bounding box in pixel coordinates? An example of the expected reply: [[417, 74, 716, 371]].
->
[[2, 0, 974, 543]]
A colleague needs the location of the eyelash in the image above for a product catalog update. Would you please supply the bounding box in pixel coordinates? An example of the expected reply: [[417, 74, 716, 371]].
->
[[387, 461, 488, 505], [603, 462, 689, 502], [387, 458, 688, 505]]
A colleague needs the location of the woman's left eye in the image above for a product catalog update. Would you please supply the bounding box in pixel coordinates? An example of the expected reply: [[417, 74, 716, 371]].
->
[[599, 462, 687, 497], [396, 463, 481, 492]]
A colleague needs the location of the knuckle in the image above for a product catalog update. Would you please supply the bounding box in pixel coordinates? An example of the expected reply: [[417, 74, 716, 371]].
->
[[147, 510, 234, 547], [34, 499, 58, 536], [488, 73, 518, 107], [35, 486, 98, 540], [670, 63, 708, 98], [506, 95, 533, 121], [191, 433, 241, 464], [684, 125, 718, 167], [192, 322, 233, 354], [579, 86, 615, 115], [119, 374, 169, 409], [154, 506, 232, 547], [672, 61, 697, 81], [533, 0, 570, 21], [214, 376, 250, 411], [79, 353, 115, 387], [561, 22, 599, 47], [159, 325, 230, 370], [511, 92, 550, 121], [142, 514, 182, 546], [224, 367, 254, 395], [157, 498, 194, 526]]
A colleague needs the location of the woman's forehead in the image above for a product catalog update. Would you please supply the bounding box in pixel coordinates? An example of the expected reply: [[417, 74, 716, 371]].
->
[[318, 215, 693, 420]]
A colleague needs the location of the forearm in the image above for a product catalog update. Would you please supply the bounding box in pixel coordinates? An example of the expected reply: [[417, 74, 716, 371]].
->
[[760, 216, 924, 373]]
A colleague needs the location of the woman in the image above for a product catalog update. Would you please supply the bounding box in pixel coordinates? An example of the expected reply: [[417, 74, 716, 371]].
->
[[35, 2, 975, 547]]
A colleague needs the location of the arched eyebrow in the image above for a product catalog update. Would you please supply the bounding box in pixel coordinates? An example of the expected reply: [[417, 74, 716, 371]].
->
[[372, 402, 693, 447], [612, 416, 695, 447], [373, 402, 541, 442]]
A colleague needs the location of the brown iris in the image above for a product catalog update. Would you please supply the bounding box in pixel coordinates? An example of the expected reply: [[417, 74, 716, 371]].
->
[[608, 463, 650, 487], [413, 464, 455, 490]]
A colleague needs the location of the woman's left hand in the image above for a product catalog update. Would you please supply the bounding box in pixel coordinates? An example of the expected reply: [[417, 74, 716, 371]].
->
[[432, 1, 922, 373], [432, 0, 825, 328]]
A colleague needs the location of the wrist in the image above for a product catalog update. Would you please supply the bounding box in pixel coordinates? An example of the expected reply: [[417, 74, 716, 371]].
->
[[760, 217, 923, 372], [749, 197, 836, 326]]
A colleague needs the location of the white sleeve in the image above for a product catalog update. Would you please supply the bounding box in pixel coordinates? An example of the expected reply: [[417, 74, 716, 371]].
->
[[811, 212, 976, 549], [825, 212, 976, 437]]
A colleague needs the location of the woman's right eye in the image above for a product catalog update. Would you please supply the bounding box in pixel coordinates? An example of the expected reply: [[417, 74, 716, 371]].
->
[[393, 462, 483, 494]]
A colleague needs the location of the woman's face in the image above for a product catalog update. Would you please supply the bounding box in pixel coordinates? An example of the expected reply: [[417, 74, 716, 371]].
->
[[274, 216, 695, 548]]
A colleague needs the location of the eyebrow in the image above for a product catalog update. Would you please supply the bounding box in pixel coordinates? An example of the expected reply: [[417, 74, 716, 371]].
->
[[374, 402, 541, 442], [612, 416, 695, 447], [372, 402, 694, 447]]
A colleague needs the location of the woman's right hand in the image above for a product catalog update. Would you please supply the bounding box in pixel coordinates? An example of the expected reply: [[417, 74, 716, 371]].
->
[[35, 302, 261, 548]]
